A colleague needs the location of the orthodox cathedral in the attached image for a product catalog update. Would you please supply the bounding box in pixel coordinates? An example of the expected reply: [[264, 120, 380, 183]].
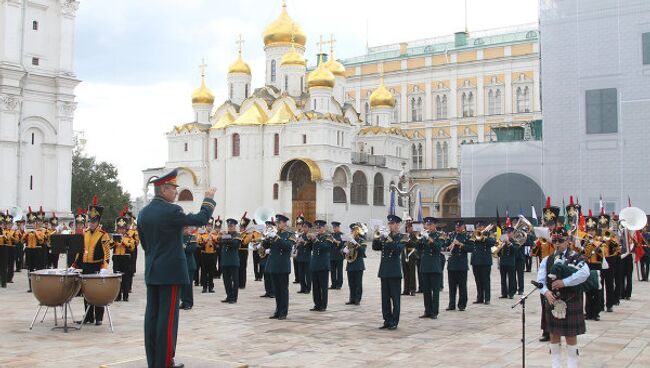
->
[[143, 2, 417, 226]]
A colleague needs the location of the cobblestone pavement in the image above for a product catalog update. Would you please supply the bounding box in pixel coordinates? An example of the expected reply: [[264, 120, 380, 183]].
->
[[1, 250, 649, 367]]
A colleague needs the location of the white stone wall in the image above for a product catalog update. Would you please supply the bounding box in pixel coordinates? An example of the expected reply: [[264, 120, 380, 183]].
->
[[540, 0, 650, 213], [0, 0, 79, 218]]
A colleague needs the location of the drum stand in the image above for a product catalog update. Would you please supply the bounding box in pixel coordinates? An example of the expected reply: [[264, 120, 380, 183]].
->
[[29, 302, 78, 333], [79, 305, 115, 333]]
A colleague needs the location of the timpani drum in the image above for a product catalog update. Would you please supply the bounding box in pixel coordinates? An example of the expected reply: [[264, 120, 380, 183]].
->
[[80, 272, 122, 307], [30, 269, 81, 307]]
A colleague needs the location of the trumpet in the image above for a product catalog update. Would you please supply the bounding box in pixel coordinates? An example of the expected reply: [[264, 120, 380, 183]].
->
[[374, 226, 388, 239], [602, 229, 614, 242]]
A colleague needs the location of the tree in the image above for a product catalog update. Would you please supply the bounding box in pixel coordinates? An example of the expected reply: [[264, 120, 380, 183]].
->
[[71, 142, 130, 231]]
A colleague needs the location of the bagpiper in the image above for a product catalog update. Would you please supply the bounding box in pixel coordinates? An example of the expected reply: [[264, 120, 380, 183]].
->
[[536, 196, 559, 342]]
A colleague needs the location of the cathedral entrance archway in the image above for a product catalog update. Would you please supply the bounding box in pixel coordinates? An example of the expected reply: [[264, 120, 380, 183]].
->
[[440, 186, 459, 218], [279, 158, 322, 223]]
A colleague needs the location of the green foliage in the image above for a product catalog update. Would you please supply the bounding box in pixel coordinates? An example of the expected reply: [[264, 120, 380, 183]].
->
[[71, 145, 130, 231]]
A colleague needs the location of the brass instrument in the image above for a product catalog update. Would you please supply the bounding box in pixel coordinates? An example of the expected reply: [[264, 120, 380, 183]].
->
[[602, 229, 613, 242], [471, 224, 494, 241], [491, 239, 506, 258], [511, 215, 532, 245]]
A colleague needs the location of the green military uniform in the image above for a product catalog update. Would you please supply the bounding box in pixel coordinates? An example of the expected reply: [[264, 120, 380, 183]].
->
[[329, 230, 345, 289], [265, 214, 295, 320], [345, 223, 366, 305], [220, 219, 241, 303], [138, 169, 215, 368], [469, 222, 494, 304], [295, 221, 313, 293], [418, 217, 445, 318], [310, 221, 333, 311], [372, 215, 406, 330], [180, 232, 197, 309], [498, 230, 518, 299], [445, 223, 473, 311]]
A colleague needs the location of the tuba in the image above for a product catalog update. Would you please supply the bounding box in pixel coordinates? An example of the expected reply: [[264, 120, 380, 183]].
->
[[511, 215, 532, 245]]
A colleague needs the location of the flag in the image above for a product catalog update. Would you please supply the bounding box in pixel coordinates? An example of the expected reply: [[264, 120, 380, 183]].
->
[[505, 208, 512, 227], [562, 198, 570, 230], [578, 211, 585, 232], [628, 195, 632, 208], [388, 190, 396, 216], [413, 189, 423, 222], [599, 194, 604, 215], [495, 207, 502, 240], [635, 231, 645, 263], [531, 205, 538, 226]]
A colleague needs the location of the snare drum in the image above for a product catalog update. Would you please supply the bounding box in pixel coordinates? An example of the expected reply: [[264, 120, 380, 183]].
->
[[30, 269, 81, 307], [80, 273, 122, 306]]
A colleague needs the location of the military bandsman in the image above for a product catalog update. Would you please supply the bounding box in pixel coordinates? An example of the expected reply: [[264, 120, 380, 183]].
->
[[469, 220, 494, 305], [112, 213, 136, 302], [238, 212, 251, 289], [445, 220, 473, 311], [343, 222, 366, 306], [417, 217, 444, 319], [329, 221, 345, 290], [294, 220, 313, 294], [402, 220, 419, 296], [373, 215, 406, 330], [309, 220, 333, 311], [180, 227, 198, 310], [220, 218, 242, 303], [264, 214, 295, 320]]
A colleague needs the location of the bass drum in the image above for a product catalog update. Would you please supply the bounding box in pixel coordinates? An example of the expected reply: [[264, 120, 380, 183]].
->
[[30, 269, 81, 307], [81, 273, 122, 306]]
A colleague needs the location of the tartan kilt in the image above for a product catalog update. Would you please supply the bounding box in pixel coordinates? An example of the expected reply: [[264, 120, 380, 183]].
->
[[544, 291, 586, 336]]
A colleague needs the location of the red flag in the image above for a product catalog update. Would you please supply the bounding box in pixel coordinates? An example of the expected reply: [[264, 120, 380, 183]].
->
[[579, 212, 585, 232], [505, 208, 511, 227], [635, 231, 645, 263]]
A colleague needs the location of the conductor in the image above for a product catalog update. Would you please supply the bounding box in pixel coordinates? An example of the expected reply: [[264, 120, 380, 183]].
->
[[138, 168, 216, 368]]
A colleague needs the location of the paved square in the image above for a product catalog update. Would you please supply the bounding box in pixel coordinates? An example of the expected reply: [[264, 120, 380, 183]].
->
[[1, 251, 649, 367]]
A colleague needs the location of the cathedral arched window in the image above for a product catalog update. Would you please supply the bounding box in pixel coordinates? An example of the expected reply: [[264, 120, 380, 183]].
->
[[232, 133, 240, 157], [462, 92, 474, 117], [350, 171, 368, 205], [229, 83, 233, 100], [495, 90, 502, 114], [178, 189, 193, 202], [441, 95, 447, 118], [245, 84, 249, 98], [271, 60, 276, 82], [373, 173, 384, 206], [284, 75, 288, 91], [411, 97, 416, 122], [333, 187, 347, 203], [273, 183, 279, 200], [416, 97, 423, 121], [442, 141, 449, 168], [214, 138, 218, 159], [436, 95, 442, 119], [436, 141, 443, 168], [300, 77, 304, 91], [273, 133, 280, 156]]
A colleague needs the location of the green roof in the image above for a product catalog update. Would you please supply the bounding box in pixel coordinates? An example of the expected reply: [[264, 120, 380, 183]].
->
[[338, 24, 538, 67]]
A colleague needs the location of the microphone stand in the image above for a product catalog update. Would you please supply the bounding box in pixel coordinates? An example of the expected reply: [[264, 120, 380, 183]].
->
[[512, 281, 543, 368]]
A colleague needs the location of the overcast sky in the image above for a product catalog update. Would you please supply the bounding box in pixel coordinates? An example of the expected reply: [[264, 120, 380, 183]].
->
[[73, 0, 539, 198]]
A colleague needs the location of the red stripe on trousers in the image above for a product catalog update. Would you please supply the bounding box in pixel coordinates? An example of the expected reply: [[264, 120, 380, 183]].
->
[[166, 285, 178, 368]]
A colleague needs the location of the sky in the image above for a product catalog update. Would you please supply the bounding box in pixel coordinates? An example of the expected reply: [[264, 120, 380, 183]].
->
[[73, 0, 539, 198]]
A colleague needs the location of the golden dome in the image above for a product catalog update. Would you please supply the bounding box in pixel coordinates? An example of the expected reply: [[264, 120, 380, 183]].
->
[[369, 78, 395, 109], [307, 59, 335, 89], [262, 2, 306, 47], [228, 52, 251, 75], [324, 56, 345, 77], [191, 76, 215, 105], [281, 48, 306, 67]]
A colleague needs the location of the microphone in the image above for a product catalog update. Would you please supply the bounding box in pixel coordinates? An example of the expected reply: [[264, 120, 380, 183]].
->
[[530, 280, 544, 289]]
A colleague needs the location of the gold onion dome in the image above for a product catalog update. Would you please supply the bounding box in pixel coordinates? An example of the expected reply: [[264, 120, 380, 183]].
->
[[281, 48, 306, 67], [262, 2, 306, 47], [369, 78, 395, 109], [228, 53, 251, 75], [325, 57, 345, 77], [307, 60, 335, 89], [191, 76, 215, 105]]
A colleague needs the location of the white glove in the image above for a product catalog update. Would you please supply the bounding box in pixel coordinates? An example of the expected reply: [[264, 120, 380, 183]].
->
[[255, 244, 262, 250], [265, 249, 271, 255], [343, 247, 350, 254], [381, 229, 390, 238], [350, 239, 358, 245], [267, 231, 277, 238], [99, 268, 109, 275]]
